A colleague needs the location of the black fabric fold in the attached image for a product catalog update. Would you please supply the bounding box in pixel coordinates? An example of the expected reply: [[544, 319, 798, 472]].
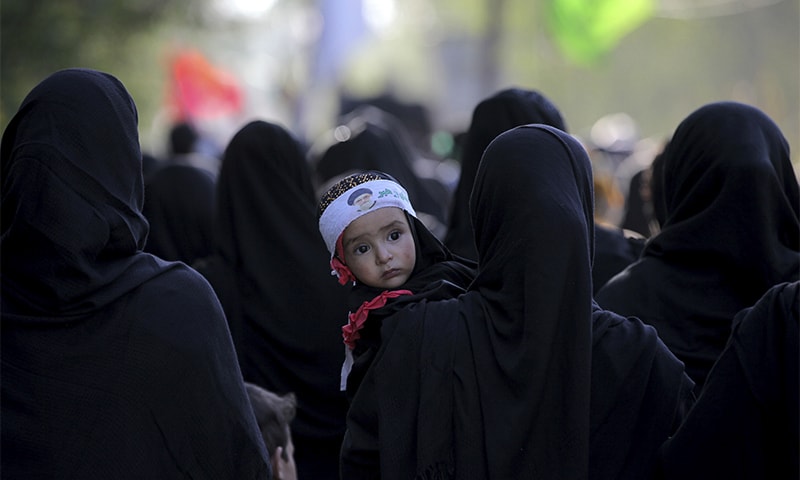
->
[[194, 119, 352, 480], [596, 101, 800, 393], [1, 68, 270, 479]]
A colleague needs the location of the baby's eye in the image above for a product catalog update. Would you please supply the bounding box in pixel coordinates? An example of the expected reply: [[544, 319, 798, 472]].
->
[[354, 244, 370, 255], [388, 230, 401, 241]]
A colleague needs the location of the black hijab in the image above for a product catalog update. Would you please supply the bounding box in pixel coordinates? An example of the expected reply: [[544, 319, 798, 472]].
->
[[143, 163, 215, 264], [193, 119, 351, 480], [349, 125, 593, 479], [592, 223, 645, 294], [1, 68, 154, 314], [1, 68, 269, 478], [620, 166, 657, 238], [658, 281, 799, 479], [312, 105, 449, 226], [596, 101, 800, 392], [444, 88, 567, 261]]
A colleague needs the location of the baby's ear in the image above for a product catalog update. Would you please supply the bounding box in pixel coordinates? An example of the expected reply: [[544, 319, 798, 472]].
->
[[271, 446, 284, 480]]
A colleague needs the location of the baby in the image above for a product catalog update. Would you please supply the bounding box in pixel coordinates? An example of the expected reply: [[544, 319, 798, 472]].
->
[[317, 170, 475, 395]]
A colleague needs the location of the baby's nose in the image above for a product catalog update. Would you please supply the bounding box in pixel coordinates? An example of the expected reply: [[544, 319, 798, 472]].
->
[[375, 246, 393, 264]]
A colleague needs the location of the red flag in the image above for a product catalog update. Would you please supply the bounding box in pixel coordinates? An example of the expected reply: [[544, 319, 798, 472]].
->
[[168, 49, 243, 121]]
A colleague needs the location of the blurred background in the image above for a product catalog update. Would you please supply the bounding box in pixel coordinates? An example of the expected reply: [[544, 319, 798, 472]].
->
[[2, 0, 798, 169]]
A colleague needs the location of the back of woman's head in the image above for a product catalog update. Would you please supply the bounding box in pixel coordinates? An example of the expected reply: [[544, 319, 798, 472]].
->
[[469, 124, 594, 292], [648, 101, 799, 291], [1, 68, 152, 313]]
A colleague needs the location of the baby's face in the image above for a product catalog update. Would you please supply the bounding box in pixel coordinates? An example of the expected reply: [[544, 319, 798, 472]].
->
[[342, 207, 416, 289]]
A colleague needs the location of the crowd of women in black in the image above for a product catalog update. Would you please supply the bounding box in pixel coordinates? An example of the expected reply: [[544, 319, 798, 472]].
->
[[1, 68, 797, 479]]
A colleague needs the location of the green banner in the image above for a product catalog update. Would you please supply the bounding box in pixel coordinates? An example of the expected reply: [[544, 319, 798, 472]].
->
[[547, 0, 655, 64]]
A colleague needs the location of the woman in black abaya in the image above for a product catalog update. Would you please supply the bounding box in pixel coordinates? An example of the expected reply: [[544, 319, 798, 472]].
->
[[1, 69, 269, 478], [443, 87, 567, 261], [595, 101, 800, 394], [658, 281, 799, 480], [143, 162, 216, 265], [343, 124, 694, 479], [194, 119, 351, 480], [445, 87, 641, 294]]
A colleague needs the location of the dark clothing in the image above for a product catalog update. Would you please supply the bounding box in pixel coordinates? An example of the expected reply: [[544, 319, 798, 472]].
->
[[342, 125, 694, 479], [590, 303, 695, 480], [596, 101, 800, 393], [1, 68, 269, 479], [620, 167, 656, 238], [194, 120, 350, 480], [593, 223, 645, 294], [2, 268, 269, 479], [444, 87, 567, 261], [657, 281, 799, 480], [340, 214, 476, 477], [143, 163, 216, 265], [142, 151, 162, 177], [343, 125, 595, 479]]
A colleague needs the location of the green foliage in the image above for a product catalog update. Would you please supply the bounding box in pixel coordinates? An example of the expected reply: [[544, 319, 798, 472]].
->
[[546, 0, 655, 65], [0, 0, 183, 129]]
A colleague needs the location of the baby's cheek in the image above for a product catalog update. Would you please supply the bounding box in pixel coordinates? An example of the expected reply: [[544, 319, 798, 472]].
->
[[406, 250, 418, 271]]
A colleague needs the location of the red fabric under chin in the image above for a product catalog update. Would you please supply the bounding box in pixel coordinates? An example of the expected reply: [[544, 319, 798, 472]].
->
[[342, 289, 413, 349]]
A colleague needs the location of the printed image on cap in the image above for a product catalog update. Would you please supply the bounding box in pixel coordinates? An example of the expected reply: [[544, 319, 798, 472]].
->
[[317, 171, 388, 220], [347, 188, 376, 211]]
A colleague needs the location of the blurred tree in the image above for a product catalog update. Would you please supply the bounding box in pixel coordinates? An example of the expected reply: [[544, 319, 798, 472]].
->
[[0, 0, 197, 130], [2, 0, 796, 168]]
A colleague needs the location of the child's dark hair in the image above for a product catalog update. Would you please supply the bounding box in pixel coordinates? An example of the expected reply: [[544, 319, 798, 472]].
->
[[244, 382, 297, 461]]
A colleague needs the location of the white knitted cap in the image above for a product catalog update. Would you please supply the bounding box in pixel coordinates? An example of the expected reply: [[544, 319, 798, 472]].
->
[[318, 176, 416, 258]]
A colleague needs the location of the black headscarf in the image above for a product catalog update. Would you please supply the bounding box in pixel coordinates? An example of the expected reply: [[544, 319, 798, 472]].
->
[[348, 125, 594, 479], [657, 281, 799, 480], [143, 163, 215, 264], [444, 87, 567, 261], [312, 105, 449, 227], [620, 166, 657, 238], [1, 68, 152, 314], [592, 223, 645, 294], [193, 119, 351, 480], [1, 68, 270, 478], [445, 88, 638, 295], [596, 101, 800, 392]]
